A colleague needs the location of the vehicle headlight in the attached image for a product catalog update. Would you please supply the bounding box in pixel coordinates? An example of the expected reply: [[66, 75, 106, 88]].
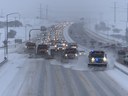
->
[[75, 54, 78, 56], [62, 43, 65, 46], [103, 57, 107, 62], [91, 58, 95, 62], [65, 54, 67, 57], [55, 45, 57, 47], [79, 53, 82, 55]]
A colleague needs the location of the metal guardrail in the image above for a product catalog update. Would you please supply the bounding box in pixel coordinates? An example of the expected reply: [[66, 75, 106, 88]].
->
[[0, 58, 8, 67], [114, 65, 128, 76]]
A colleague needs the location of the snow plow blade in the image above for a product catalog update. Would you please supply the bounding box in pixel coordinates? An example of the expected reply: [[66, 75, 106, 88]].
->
[[88, 63, 107, 66]]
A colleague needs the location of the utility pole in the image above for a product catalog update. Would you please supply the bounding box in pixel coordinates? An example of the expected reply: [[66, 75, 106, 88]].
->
[[0, 9, 4, 18], [46, 5, 48, 20], [25, 26, 27, 41], [39, 4, 44, 24], [127, 3, 128, 23], [114, 2, 117, 24], [126, 3, 128, 28], [40, 4, 42, 20], [5, 12, 20, 59], [125, 3, 128, 44], [14, 17, 17, 27]]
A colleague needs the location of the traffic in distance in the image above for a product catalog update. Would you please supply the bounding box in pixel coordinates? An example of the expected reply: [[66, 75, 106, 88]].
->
[[25, 22, 110, 66]]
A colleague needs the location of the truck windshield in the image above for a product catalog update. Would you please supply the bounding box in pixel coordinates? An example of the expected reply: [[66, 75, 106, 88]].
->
[[65, 49, 77, 54], [38, 45, 48, 49], [90, 51, 105, 58], [91, 53, 104, 58]]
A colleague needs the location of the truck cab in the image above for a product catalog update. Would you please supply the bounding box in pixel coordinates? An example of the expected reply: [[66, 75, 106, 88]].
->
[[25, 42, 36, 49], [88, 50, 107, 66], [63, 48, 78, 59], [56, 44, 65, 51], [36, 44, 49, 55], [68, 43, 78, 49]]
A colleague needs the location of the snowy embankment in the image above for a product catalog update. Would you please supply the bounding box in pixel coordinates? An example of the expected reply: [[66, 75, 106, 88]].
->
[[84, 26, 122, 44], [63, 25, 89, 52], [0, 18, 54, 62], [107, 57, 128, 92], [0, 19, 53, 96], [0, 18, 55, 47], [106, 68, 128, 91], [0, 18, 33, 62], [0, 53, 26, 96]]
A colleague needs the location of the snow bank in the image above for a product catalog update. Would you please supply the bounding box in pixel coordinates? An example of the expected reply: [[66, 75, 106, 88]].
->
[[106, 69, 128, 91], [84, 21, 126, 44], [114, 62, 128, 75], [0, 53, 25, 96], [0, 18, 55, 47]]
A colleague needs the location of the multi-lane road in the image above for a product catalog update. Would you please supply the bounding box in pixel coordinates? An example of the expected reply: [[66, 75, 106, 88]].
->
[[2, 55, 128, 96], [0, 22, 128, 96]]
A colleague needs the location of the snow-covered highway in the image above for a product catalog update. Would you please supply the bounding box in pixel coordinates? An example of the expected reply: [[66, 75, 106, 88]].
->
[[0, 22, 128, 96], [0, 53, 127, 96]]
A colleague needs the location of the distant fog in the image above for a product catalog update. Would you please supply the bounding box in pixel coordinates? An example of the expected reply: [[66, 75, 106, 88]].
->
[[0, 0, 128, 22]]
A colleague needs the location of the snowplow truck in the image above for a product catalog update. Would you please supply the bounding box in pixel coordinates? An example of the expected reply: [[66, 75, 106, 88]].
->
[[62, 48, 78, 59], [88, 50, 107, 66], [36, 44, 49, 55], [25, 42, 36, 49], [67, 43, 78, 49]]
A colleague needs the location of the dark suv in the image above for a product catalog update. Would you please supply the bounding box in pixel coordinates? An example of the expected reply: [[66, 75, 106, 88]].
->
[[63, 48, 78, 59]]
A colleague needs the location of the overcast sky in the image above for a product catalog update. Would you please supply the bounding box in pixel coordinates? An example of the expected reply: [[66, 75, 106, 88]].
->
[[0, 0, 128, 21]]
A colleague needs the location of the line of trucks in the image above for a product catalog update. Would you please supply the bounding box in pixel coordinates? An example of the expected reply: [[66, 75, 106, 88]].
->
[[24, 22, 109, 65], [25, 40, 109, 66], [25, 40, 79, 61]]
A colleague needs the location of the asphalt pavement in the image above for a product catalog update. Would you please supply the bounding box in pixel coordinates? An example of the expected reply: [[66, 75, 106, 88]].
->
[[1, 23, 128, 96]]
